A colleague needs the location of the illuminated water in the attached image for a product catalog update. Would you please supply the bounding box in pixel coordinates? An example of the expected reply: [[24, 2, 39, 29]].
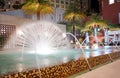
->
[[1, 21, 119, 75], [0, 49, 81, 75], [4, 21, 71, 54], [0, 46, 118, 75], [2, 21, 73, 75]]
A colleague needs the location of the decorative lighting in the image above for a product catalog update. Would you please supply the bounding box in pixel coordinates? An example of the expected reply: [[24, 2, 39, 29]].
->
[[35, 43, 57, 55], [17, 30, 24, 35], [62, 33, 66, 38]]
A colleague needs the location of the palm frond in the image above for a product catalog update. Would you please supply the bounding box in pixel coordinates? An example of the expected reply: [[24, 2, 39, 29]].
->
[[22, 0, 53, 17], [64, 12, 75, 21], [22, 2, 39, 14], [85, 17, 107, 29], [81, 28, 90, 32], [64, 12, 86, 22], [39, 4, 53, 16], [109, 28, 120, 31]]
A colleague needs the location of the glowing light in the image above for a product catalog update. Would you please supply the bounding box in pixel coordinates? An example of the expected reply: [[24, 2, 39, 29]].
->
[[5, 21, 70, 56], [92, 43, 98, 49], [35, 44, 56, 55], [62, 33, 66, 38], [85, 46, 90, 49], [45, 32, 48, 37], [62, 56, 69, 63], [109, 0, 115, 4], [17, 30, 24, 35], [70, 40, 73, 43], [16, 63, 24, 72]]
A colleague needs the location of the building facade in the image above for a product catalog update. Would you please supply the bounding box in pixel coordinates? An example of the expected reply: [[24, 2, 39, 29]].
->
[[75, 0, 90, 12], [1, 0, 91, 13], [49, 0, 70, 10], [0, 24, 16, 49], [100, 0, 120, 24], [49, 0, 90, 11]]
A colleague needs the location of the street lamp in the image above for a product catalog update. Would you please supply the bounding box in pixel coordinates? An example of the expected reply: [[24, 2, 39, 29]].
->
[[104, 28, 109, 45], [91, 24, 103, 49], [92, 24, 98, 44]]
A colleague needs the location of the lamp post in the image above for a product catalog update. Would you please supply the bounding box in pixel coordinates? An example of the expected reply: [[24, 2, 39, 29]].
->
[[91, 24, 102, 49], [85, 31, 90, 49], [85, 31, 90, 44], [93, 24, 98, 44], [104, 28, 109, 45]]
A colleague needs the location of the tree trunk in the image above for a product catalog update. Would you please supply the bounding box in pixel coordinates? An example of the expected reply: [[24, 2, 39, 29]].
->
[[72, 16, 76, 43], [72, 25, 75, 43], [37, 11, 40, 20]]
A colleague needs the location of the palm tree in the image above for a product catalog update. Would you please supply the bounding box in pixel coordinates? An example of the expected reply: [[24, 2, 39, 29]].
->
[[85, 13, 107, 44], [85, 13, 107, 37], [107, 23, 120, 30], [85, 14, 107, 29], [22, 0, 53, 20], [64, 2, 86, 37]]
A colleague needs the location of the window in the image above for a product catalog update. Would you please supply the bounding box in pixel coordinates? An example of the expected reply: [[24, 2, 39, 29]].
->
[[61, 5, 64, 8], [109, 0, 115, 4], [50, 0, 54, 2], [51, 3, 54, 7], [56, 4, 59, 7], [61, 1, 64, 4], [117, 0, 120, 2], [65, 1, 69, 5], [56, 0, 59, 3]]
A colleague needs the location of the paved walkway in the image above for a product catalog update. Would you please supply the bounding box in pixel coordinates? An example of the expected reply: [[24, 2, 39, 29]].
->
[[76, 60, 120, 78]]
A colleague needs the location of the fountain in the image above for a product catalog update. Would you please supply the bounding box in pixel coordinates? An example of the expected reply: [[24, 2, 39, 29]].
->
[[0, 21, 120, 78], [1, 21, 82, 75], [4, 21, 70, 52]]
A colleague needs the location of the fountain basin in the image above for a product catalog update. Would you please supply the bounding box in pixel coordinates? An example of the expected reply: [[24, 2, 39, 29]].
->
[[0, 51, 120, 78], [0, 49, 81, 75], [0, 47, 120, 78]]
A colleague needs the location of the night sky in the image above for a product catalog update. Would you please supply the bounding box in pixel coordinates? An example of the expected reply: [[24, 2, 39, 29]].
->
[[91, 0, 100, 13]]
